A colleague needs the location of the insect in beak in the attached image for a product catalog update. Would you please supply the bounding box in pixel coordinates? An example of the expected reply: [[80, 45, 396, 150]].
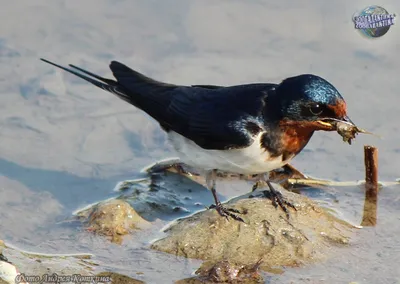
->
[[319, 116, 377, 144]]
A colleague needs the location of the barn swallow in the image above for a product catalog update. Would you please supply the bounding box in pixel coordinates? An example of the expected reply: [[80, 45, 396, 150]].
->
[[40, 58, 355, 222]]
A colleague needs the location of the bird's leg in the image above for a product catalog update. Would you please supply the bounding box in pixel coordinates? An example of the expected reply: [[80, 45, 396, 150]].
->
[[206, 170, 244, 222], [251, 176, 267, 192], [255, 173, 297, 218]]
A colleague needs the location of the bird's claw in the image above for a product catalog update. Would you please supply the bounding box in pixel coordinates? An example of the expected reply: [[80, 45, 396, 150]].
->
[[262, 188, 297, 219], [209, 203, 245, 222]]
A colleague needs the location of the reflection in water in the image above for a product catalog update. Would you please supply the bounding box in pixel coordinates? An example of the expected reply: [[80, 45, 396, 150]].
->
[[361, 185, 378, 227]]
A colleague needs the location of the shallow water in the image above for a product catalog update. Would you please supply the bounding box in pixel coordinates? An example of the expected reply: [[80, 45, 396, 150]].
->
[[0, 1, 399, 283]]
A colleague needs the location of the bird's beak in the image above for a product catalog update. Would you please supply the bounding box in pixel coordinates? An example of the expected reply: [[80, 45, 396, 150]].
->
[[316, 115, 356, 130], [341, 115, 356, 126], [316, 120, 335, 129]]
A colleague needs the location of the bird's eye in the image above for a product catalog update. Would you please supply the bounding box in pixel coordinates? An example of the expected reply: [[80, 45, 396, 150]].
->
[[309, 104, 323, 115]]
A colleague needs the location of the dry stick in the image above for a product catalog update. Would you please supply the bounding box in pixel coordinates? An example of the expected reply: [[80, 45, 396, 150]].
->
[[286, 179, 399, 187], [361, 145, 379, 227], [364, 146, 379, 189]]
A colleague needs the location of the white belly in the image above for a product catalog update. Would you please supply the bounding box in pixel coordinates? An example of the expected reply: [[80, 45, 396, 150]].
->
[[167, 131, 290, 174]]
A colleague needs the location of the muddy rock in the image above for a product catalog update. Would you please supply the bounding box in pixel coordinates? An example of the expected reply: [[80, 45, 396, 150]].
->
[[151, 189, 353, 270], [115, 171, 216, 222], [77, 199, 149, 243], [176, 260, 264, 284]]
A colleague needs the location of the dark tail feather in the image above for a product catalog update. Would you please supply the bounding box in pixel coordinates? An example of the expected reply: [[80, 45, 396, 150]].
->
[[41, 58, 178, 126], [69, 63, 116, 85], [40, 58, 114, 89], [40, 58, 135, 104]]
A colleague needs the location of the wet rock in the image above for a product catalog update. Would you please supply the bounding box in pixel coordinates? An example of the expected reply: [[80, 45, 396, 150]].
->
[[96, 272, 145, 284], [77, 199, 150, 243], [116, 172, 216, 222], [176, 260, 264, 284], [151, 189, 353, 270]]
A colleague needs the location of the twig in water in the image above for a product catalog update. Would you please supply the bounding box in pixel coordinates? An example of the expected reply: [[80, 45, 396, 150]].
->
[[361, 145, 379, 227]]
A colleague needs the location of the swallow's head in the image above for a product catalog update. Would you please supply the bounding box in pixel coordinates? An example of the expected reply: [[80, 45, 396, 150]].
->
[[274, 74, 354, 130]]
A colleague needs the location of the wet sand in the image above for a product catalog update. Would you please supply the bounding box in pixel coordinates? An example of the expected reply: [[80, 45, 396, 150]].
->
[[0, 1, 400, 283]]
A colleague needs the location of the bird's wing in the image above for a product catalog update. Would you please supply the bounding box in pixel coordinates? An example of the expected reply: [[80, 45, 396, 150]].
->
[[166, 84, 275, 150], [97, 61, 271, 149]]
